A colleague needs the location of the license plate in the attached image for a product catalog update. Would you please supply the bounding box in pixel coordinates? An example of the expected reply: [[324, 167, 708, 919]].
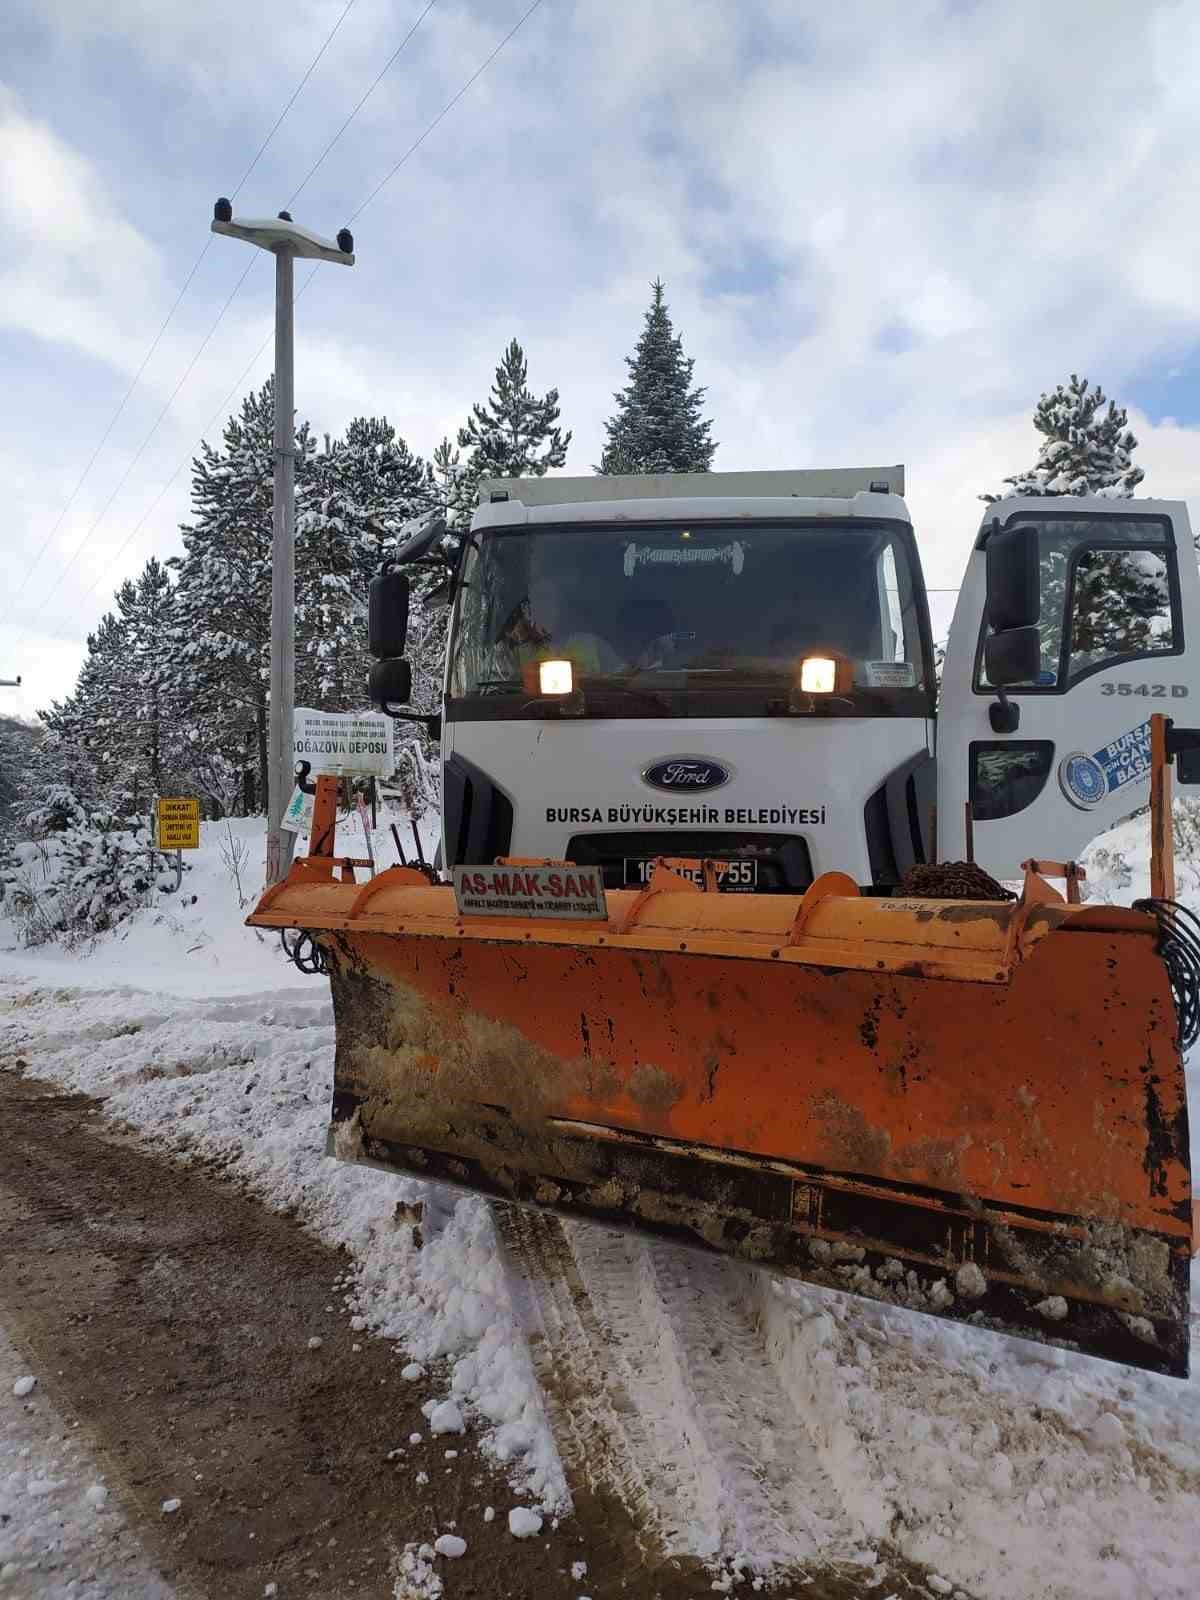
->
[[622, 857, 758, 891]]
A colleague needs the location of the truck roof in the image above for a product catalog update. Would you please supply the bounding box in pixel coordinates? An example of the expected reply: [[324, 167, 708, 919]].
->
[[473, 491, 909, 530], [478, 465, 904, 506]]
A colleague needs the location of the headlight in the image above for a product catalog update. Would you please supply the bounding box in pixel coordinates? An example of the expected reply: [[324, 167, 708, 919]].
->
[[538, 659, 574, 696], [799, 656, 837, 694]]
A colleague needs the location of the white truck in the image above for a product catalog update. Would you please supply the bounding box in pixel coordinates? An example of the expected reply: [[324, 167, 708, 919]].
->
[[370, 467, 1200, 887]]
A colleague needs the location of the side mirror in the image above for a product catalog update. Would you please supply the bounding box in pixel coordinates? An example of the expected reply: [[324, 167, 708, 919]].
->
[[394, 510, 448, 564], [368, 565, 410, 658], [1166, 724, 1200, 785], [984, 625, 1041, 687], [986, 524, 1040, 631], [369, 656, 412, 707]]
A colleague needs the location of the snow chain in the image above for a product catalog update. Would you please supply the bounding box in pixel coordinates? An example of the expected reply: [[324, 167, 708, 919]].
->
[[1133, 898, 1200, 1050], [897, 861, 1016, 901], [280, 928, 329, 978]]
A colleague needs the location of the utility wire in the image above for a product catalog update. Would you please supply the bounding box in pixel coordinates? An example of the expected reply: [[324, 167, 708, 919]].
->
[[349, 0, 545, 223], [74, 269, 320, 612], [2, 0, 361, 626], [286, 0, 439, 209], [45, 0, 545, 629]]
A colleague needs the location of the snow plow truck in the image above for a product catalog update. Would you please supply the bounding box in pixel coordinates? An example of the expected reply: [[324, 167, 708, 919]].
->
[[249, 466, 1198, 1376]]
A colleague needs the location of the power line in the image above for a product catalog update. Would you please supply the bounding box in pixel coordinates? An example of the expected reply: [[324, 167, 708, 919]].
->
[[2, 0, 361, 626], [37, 0, 546, 631], [286, 0, 439, 209], [74, 270, 320, 613], [43, 255, 262, 605], [349, 0, 545, 223], [16, 0, 443, 635]]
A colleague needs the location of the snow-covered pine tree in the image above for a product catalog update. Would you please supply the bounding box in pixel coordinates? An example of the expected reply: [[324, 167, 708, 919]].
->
[[453, 340, 570, 520], [114, 558, 185, 805], [981, 376, 1159, 680], [597, 279, 716, 474], [984, 375, 1144, 501], [298, 416, 437, 710], [39, 610, 135, 809], [0, 714, 43, 842], [169, 379, 313, 814], [432, 436, 475, 531]]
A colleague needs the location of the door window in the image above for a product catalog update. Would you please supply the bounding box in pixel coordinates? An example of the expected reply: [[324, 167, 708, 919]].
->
[[1066, 548, 1173, 683], [976, 515, 1179, 691]]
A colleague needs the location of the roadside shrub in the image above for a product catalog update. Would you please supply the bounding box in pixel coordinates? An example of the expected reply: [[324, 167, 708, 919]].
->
[[0, 790, 182, 946]]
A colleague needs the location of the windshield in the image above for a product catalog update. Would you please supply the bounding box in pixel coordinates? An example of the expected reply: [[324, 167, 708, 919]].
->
[[449, 520, 932, 717]]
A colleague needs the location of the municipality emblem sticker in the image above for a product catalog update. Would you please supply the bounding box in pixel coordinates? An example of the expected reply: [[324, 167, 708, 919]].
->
[[1058, 751, 1108, 810]]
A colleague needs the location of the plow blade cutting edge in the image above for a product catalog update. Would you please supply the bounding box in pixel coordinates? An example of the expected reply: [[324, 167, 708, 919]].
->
[[250, 861, 1193, 1377]]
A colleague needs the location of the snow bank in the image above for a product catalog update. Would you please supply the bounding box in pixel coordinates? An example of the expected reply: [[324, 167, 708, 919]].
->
[[0, 807, 440, 999]]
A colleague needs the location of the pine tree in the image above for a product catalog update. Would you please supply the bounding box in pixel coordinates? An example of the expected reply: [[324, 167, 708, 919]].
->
[[169, 379, 314, 814], [40, 610, 134, 809], [597, 279, 716, 474], [115, 558, 182, 803], [0, 715, 44, 841], [981, 376, 1156, 681], [297, 417, 438, 710], [984, 375, 1143, 501], [453, 340, 570, 520]]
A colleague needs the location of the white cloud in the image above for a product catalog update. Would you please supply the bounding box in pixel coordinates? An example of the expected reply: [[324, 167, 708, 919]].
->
[[8, 0, 1200, 719], [0, 84, 169, 372]]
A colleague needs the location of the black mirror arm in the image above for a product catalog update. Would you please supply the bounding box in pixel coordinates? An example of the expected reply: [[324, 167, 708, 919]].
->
[[381, 706, 442, 741], [988, 687, 1020, 734]]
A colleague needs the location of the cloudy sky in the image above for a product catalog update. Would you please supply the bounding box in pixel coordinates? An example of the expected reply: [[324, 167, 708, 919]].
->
[[4, 0, 1200, 720]]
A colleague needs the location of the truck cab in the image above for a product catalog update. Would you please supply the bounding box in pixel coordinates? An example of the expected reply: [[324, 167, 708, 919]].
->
[[372, 470, 1200, 888], [434, 465, 936, 892]]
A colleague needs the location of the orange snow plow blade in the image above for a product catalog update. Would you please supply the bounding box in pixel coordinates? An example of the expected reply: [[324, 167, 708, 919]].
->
[[249, 857, 1193, 1377]]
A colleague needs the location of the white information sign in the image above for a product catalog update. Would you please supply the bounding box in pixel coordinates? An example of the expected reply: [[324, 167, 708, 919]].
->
[[292, 708, 395, 777], [453, 864, 609, 921]]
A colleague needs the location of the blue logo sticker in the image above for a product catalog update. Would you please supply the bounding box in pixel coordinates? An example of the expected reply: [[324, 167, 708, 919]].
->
[[1057, 721, 1151, 811]]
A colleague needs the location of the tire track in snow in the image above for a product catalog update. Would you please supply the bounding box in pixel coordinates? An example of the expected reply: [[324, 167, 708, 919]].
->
[[500, 1208, 956, 1595], [754, 1271, 1200, 1600], [492, 1204, 664, 1558]]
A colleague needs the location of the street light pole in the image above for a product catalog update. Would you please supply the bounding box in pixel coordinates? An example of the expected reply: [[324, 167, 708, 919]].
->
[[211, 200, 355, 885], [271, 242, 296, 887]]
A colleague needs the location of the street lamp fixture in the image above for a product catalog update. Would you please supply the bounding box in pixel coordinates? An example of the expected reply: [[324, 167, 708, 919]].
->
[[210, 198, 355, 886]]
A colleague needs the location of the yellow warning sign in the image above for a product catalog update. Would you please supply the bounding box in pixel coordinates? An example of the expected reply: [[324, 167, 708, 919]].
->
[[156, 796, 200, 850]]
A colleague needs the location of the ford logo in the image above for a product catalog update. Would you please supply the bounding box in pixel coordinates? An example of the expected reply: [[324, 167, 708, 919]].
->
[[641, 756, 732, 792]]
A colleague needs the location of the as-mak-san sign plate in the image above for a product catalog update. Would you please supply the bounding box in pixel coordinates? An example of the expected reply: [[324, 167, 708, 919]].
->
[[453, 864, 608, 921], [292, 708, 394, 777]]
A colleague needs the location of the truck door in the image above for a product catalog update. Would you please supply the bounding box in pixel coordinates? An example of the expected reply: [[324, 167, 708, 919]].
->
[[938, 496, 1200, 877]]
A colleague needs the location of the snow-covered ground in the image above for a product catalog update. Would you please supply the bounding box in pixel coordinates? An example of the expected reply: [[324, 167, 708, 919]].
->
[[1, 811, 1198, 1599], [0, 1333, 174, 1599]]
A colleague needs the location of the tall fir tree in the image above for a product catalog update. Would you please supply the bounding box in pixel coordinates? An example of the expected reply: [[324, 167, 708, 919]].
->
[[40, 610, 134, 808], [169, 378, 314, 814], [115, 558, 182, 802], [298, 416, 437, 710], [984, 374, 1143, 501], [452, 340, 570, 521], [597, 279, 716, 474], [982, 375, 1154, 682]]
